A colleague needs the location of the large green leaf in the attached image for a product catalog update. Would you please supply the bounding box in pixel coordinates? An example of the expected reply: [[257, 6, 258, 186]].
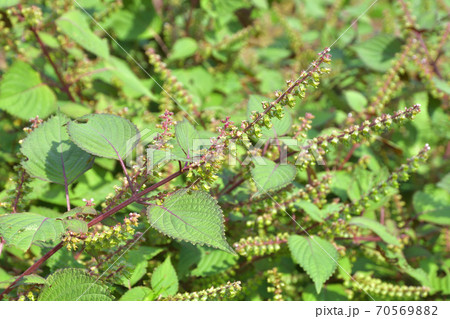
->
[[56, 10, 109, 59], [247, 95, 292, 139], [0, 213, 65, 251], [251, 157, 296, 197], [21, 114, 93, 185], [151, 256, 178, 297], [38, 269, 112, 301], [288, 235, 339, 293], [349, 217, 401, 246], [67, 114, 140, 160], [0, 61, 56, 120], [146, 189, 234, 254], [352, 35, 403, 72], [174, 119, 200, 159]]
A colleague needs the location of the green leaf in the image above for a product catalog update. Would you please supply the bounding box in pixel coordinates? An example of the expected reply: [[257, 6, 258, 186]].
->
[[251, 157, 296, 197], [414, 188, 450, 226], [288, 235, 339, 293], [56, 11, 109, 59], [0, 213, 66, 251], [437, 173, 450, 192], [63, 219, 88, 233], [104, 57, 156, 99], [103, 0, 161, 40], [0, 274, 47, 288], [0, 212, 87, 251], [177, 242, 202, 278], [118, 246, 163, 288], [146, 189, 235, 254], [349, 217, 401, 246], [169, 38, 198, 61], [0, 0, 19, 8], [247, 95, 292, 138], [46, 249, 84, 272], [147, 148, 191, 169], [59, 101, 92, 118], [151, 257, 178, 297], [0, 61, 56, 120], [296, 201, 324, 222], [63, 206, 97, 217], [67, 114, 140, 160], [302, 283, 348, 301], [343, 90, 367, 112], [432, 77, 450, 95], [191, 247, 238, 277], [21, 114, 93, 185], [353, 35, 403, 72], [120, 287, 154, 301], [174, 119, 200, 159], [38, 268, 112, 301]]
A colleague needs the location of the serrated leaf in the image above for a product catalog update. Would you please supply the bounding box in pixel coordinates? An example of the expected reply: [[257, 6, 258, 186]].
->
[[56, 11, 109, 59], [120, 287, 154, 301], [0, 61, 56, 120], [0, 213, 66, 251], [67, 114, 140, 160], [174, 119, 200, 159], [38, 268, 112, 301], [353, 35, 403, 72], [151, 257, 178, 297], [62, 206, 97, 218], [63, 219, 88, 233], [0, 274, 47, 288], [349, 217, 401, 246], [251, 157, 296, 197], [288, 235, 339, 293], [0, 212, 88, 251], [21, 114, 93, 185], [247, 95, 292, 139], [146, 189, 235, 254]]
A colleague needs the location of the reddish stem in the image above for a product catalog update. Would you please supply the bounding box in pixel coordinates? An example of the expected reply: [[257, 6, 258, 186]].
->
[[11, 170, 26, 214], [0, 170, 182, 299], [338, 143, 360, 170], [16, 4, 75, 102]]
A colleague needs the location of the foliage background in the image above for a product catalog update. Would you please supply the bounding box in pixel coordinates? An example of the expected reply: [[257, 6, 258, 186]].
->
[[0, 0, 449, 301]]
